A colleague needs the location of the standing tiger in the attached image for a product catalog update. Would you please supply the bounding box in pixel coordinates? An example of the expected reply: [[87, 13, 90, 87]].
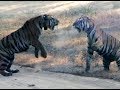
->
[[0, 14, 59, 76], [73, 15, 120, 72]]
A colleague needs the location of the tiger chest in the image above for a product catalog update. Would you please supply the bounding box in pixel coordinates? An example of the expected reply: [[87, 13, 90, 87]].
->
[[88, 35, 103, 52]]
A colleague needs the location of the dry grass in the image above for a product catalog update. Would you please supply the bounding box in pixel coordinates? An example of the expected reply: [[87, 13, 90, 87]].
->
[[1, 1, 120, 82]]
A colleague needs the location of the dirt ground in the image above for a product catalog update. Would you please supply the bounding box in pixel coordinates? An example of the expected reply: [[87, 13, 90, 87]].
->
[[0, 65, 120, 89]]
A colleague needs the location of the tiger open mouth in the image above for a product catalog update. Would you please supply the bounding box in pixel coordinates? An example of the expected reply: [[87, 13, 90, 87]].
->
[[73, 25, 81, 33]]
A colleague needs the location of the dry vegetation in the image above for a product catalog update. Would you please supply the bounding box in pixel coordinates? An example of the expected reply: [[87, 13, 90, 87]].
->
[[1, 1, 120, 81]]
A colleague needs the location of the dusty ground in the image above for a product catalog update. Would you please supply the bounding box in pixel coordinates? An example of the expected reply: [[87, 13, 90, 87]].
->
[[1, 65, 120, 89], [1, 1, 120, 89]]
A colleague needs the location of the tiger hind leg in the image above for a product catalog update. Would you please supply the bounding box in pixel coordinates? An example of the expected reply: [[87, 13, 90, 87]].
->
[[103, 57, 111, 71], [6, 63, 19, 73], [6, 56, 19, 73], [116, 58, 120, 70], [0, 63, 12, 76]]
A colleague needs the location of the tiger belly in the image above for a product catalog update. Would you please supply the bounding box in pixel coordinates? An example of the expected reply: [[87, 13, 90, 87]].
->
[[95, 42, 120, 62]]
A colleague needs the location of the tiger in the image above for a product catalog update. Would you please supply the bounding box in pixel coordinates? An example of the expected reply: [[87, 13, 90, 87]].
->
[[0, 14, 59, 76], [73, 15, 120, 72]]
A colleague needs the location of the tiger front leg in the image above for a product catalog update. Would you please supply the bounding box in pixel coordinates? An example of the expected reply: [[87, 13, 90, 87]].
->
[[6, 63, 19, 73], [32, 40, 47, 58], [85, 47, 94, 72], [85, 53, 93, 72], [35, 47, 39, 58], [34, 47, 47, 58]]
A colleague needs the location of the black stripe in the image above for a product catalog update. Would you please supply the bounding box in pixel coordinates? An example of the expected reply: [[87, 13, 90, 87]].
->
[[0, 51, 11, 61], [105, 35, 113, 56], [99, 32, 109, 56], [17, 30, 27, 49], [11, 32, 23, 52], [1, 37, 8, 48], [8, 34, 20, 52], [0, 54, 10, 63]]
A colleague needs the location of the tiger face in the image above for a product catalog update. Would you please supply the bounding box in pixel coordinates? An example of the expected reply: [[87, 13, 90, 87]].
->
[[73, 16, 94, 33], [43, 14, 59, 30]]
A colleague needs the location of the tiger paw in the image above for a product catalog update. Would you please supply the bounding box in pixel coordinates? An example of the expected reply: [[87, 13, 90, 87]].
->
[[0, 70, 12, 76], [85, 67, 90, 73], [35, 54, 39, 58], [6, 69, 19, 73], [41, 52, 47, 58], [104, 68, 109, 72]]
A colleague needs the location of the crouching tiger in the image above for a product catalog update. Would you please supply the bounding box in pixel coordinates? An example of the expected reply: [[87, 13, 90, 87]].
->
[[73, 15, 120, 72], [0, 14, 59, 76]]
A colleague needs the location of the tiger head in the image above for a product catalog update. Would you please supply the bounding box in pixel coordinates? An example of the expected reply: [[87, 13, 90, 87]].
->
[[73, 15, 94, 34], [42, 14, 59, 31]]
